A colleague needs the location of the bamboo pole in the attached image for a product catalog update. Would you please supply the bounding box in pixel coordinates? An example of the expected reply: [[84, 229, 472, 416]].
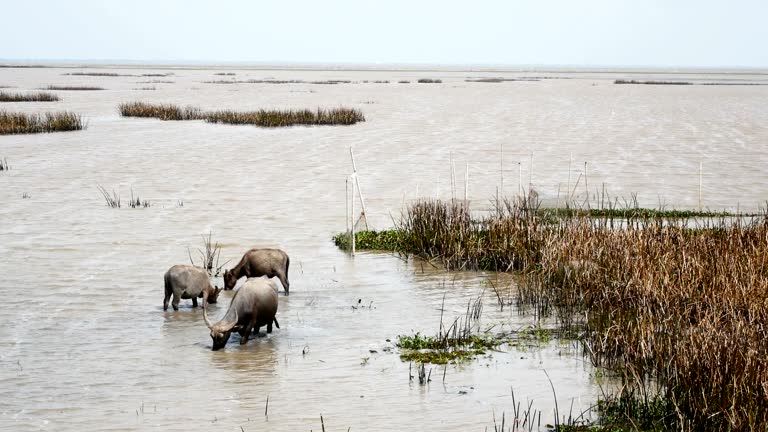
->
[[529, 151, 533, 194], [698, 161, 703, 211], [450, 152, 456, 201], [464, 162, 469, 203], [351, 176, 356, 257], [349, 147, 369, 230], [500, 142, 504, 200], [345, 177, 350, 233], [567, 153, 572, 207], [584, 161, 589, 208]]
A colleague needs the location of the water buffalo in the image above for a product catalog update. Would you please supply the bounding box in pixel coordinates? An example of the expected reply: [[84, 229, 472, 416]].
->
[[204, 277, 280, 351], [224, 248, 290, 294], [163, 264, 221, 311]]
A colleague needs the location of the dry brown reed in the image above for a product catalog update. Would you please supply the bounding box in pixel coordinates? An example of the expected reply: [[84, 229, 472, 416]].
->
[[392, 198, 768, 429], [0, 91, 59, 102], [119, 102, 364, 127], [0, 111, 84, 135]]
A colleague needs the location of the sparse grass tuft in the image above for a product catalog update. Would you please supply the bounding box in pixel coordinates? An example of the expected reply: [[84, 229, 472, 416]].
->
[[0, 111, 84, 135], [188, 231, 226, 276], [0, 91, 59, 102], [0, 157, 8, 171]]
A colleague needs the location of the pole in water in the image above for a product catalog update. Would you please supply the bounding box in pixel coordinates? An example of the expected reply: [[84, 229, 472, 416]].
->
[[699, 160, 703, 211], [584, 161, 589, 208], [500, 142, 504, 198], [351, 176, 356, 257], [567, 153, 572, 207], [464, 162, 469, 203], [349, 147, 369, 230], [345, 177, 349, 234]]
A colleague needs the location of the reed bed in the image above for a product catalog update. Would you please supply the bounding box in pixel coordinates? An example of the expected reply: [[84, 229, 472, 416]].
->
[[119, 102, 364, 127], [63, 72, 130, 77], [202, 79, 352, 85], [615, 79, 765, 86], [615, 79, 692, 85], [118, 102, 203, 121], [0, 111, 84, 135], [0, 91, 59, 102], [206, 107, 364, 127], [45, 85, 103, 91], [338, 199, 768, 430], [417, 78, 442, 83]]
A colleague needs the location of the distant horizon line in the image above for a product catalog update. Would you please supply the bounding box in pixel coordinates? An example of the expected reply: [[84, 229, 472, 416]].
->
[[1, 59, 767, 74]]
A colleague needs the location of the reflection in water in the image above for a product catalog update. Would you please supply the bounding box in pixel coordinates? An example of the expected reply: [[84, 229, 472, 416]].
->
[[1, 66, 767, 431]]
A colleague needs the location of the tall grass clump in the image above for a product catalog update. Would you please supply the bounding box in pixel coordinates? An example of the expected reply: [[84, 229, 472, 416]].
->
[[0, 111, 84, 135], [0, 91, 59, 102]]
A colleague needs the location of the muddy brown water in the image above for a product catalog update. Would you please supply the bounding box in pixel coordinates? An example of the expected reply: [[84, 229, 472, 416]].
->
[[1, 66, 767, 431]]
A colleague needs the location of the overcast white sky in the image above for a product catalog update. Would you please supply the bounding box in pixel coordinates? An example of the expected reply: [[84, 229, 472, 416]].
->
[[1, 0, 766, 68]]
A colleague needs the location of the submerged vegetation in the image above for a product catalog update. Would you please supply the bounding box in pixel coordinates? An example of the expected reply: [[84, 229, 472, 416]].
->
[[0, 91, 59, 102], [336, 198, 768, 430], [119, 102, 365, 127], [0, 111, 84, 135]]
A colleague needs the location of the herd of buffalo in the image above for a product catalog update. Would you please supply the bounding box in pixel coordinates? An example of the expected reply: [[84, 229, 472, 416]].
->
[[163, 248, 290, 351]]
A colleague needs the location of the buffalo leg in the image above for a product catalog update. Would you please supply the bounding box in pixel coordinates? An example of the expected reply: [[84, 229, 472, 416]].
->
[[277, 272, 290, 295], [171, 291, 180, 311], [267, 322, 273, 333], [192, 297, 198, 308], [163, 291, 171, 311], [240, 321, 254, 344]]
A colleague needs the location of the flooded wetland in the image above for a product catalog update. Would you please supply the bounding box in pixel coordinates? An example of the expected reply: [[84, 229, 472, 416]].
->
[[1, 66, 768, 431]]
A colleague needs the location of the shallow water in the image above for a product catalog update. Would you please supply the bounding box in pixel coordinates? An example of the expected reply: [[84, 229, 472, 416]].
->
[[1, 66, 767, 431]]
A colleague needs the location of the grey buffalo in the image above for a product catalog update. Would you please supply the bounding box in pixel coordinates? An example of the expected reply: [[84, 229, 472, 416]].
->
[[163, 264, 221, 311], [224, 248, 290, 294], [204, 277, 279, 351]]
